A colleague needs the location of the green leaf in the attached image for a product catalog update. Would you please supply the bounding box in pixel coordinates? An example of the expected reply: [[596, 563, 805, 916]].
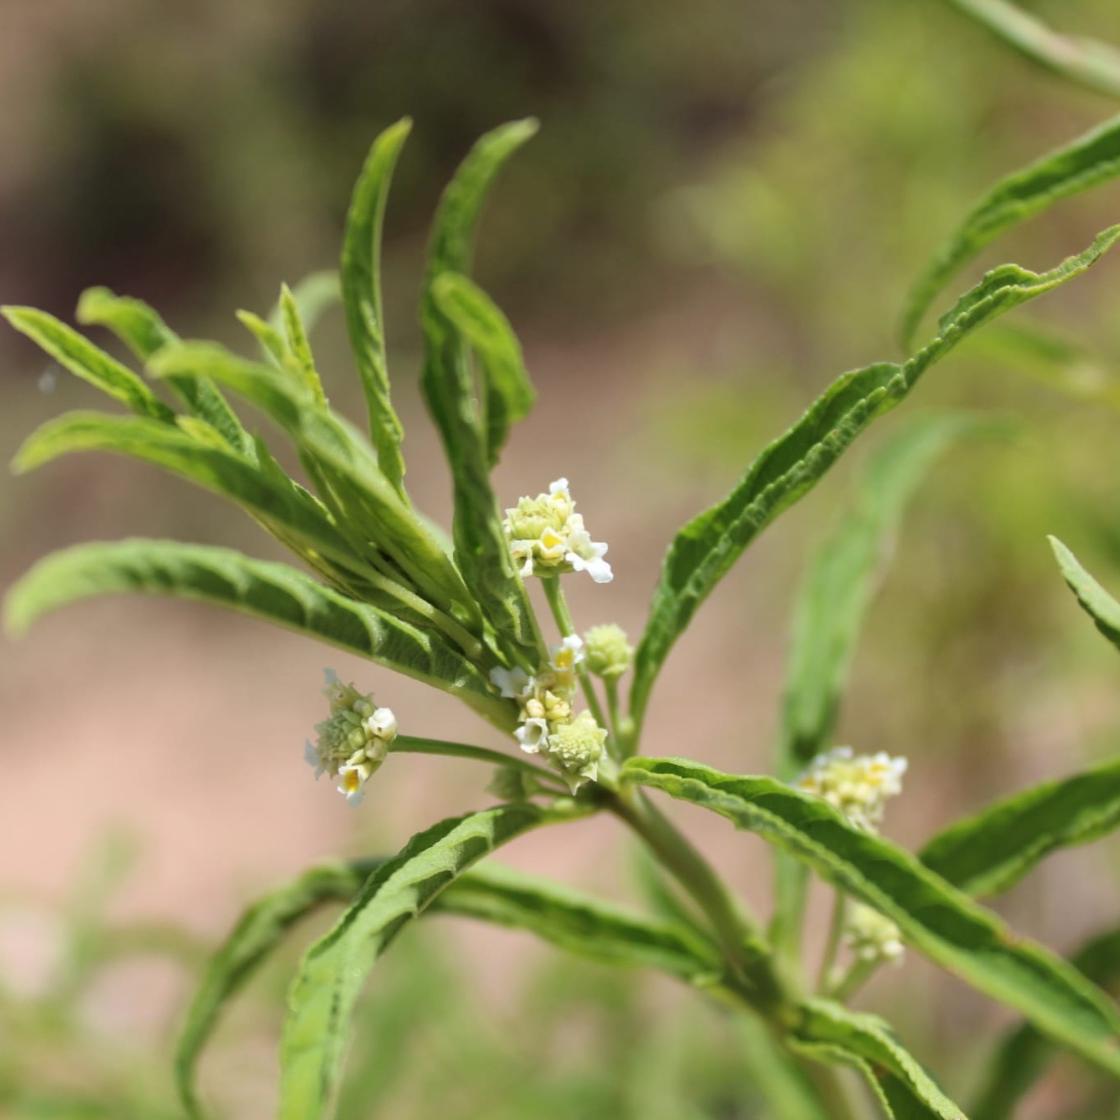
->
[[419, 120, 544, 668], [236, 308, 287, 366], [3, 306, 173, 422], [269, 270, 341, 338], [622, 756, 1120, 1077], [1051, 535, 1120, 651], [149, 343, 484, 633], [780, 413, 974, 774], [630, 227, 1120, 729], [792, 1000, 963, 1119], [431, 271, 535, 466], [4, 539, 512, 726], [902, 113, 1120, 346], [278, 284, 327, 405], [920, 756, 1120, 897], [279, 805, 550, 1120], [341, 118, 411, 493], [944, 0, 1120, 101], [973, 927, 1120, 1120], [74, 286, 253, 456], [176, 862, 365, 1118]]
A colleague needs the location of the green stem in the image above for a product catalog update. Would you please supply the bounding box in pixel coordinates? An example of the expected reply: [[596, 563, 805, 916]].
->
[[604, 677, 622, 739], [827, 957, 879, 1004], [609, 788, 787, 1015], [817, 889, 847, 994], [392, 736, 566, 791], [802, 1060, 866, 1120], [539, 576, 610, 733]]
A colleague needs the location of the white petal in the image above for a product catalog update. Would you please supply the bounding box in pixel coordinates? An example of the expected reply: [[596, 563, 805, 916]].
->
[[549, 478, 570, 495]]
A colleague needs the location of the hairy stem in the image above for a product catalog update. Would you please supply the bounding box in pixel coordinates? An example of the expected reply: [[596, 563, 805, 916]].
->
[[392, 735, 566, 792]]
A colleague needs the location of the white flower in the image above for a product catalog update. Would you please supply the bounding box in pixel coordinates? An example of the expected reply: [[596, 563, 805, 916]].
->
[[366, 706, 398, 742], [514, 717, 551, 754], [490, 665, 532, 699], [796, 747, 908, 832], [306, 674, 396, 801], [337, 756, 374, 805], [502, 478, 612, 583]]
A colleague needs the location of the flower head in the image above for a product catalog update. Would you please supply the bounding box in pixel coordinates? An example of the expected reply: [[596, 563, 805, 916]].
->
[[306, 670, 398, 805], [547, 711, 607, 791], [503, 478, 612, 583], [796, 747, 907, 832], [584, 624, 633, 680], [845, 903, 905, 965]]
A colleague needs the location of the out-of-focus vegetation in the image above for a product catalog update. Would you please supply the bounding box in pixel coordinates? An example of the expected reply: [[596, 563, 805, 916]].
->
[[7, 1, 1120, 1117]]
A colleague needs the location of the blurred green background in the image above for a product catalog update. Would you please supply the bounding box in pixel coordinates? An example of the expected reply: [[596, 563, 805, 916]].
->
[[5, 1, 1120, 1116]]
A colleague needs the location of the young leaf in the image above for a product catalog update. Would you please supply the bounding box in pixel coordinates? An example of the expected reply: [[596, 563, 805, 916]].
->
[[920, 756, 1120, 897], [279, 805, 551, 1120], [943, 0, 1120, 102], [4, 539, 513, 727], [901, 113, 1120, 346], [341, 118, 411, 492], [622, 756, 1120, 1077], [792, 999, 963, 1119], [176, 862, 367, 1118], [149, 343, 484, 632], [973, 927, 1120, 1120], [269, 270, 341, 338], [76, 286, 252, 455], [1050, 535, 1120, 651], [3, 306, 173, 422], [278, 284, 327, 405], [779, 413, 975, 774], [629, 228, 1120, 730], [431, 271, 535, 466], [419, 121, 544, 667]]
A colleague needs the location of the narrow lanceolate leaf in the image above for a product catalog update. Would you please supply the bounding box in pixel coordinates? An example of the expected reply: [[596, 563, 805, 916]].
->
[[920, 756, 1120, 897], [176, 863, 367, 1118], [269, 270, 341, 339], [780, 413, 974, 774], [12, 411, 360, 575], [280, 806, 549, 1120], [973, 928, 1120, 1120], [75, 286, 253, 456], [420, 121, 543, 667], [902, 114, 1120, 346], [3, 306, 173, 421], [944, 0, 1120, 102], [279, 284, 327, 404], [623, 756, 1120, 1077], [4, 540, 512, 727], [792, 1000, 963, 1119], [341, 119, 411, 492], [431, 272, 535, 467], [150, 344, 483, 633], [1051, 536, 1120, 652], [630, 228, 1120, 728]]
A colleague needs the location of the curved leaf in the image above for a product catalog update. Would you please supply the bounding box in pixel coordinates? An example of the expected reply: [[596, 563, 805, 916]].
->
[[341, 119, 411, 492], [420, 120, 544, 669], [974, 927, 1120, 1120], [793, 999, 963, 1119], [431, 271, 535, 467], [3, 306, 173, 421], [3, 539, 513, 726], [780, 413, 975, 773], [278, 283, 327, 404], [630, 228, 1120, 729], [920, 756, 1120, 897], [269, 270, 341, 338], [279, 805, 551, 1119], [76, 286, 251, 454], [1051, 535, 1120, 651], [944, 0, 1120, 101], [902, 114, 1120, 346], [623, 756, 1120, 1077]]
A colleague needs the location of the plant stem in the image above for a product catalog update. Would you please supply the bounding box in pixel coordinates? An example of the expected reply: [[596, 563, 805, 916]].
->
[[827, 957, 879, 1004], [392, 736, 566, 792], [539, 576, 610, 733], [817, 889, 847, 993]]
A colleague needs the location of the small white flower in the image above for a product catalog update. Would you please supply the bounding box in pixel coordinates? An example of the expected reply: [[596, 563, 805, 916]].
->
[[337, 757, 374, 805], [366, 706, 398, 742], [514, 717, 551, 755], [490, 665, 532, 699], [502, 479, 612, 583], [796, 747, 907, 832], [550, 634, 585, 674]]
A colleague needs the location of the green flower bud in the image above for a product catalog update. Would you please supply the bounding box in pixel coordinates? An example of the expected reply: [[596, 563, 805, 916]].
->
[[584, 624, 633, 680], [547, 711, 607, 790]]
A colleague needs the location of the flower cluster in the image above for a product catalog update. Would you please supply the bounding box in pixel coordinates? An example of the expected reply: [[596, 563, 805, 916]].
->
[[305, 669, 398, 805], [584, 624, 633, 680], [845, 903, 905, 965], [491, 635, 607, 790], [795, 747, 907, 832], [502, 478, 612, 583]]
